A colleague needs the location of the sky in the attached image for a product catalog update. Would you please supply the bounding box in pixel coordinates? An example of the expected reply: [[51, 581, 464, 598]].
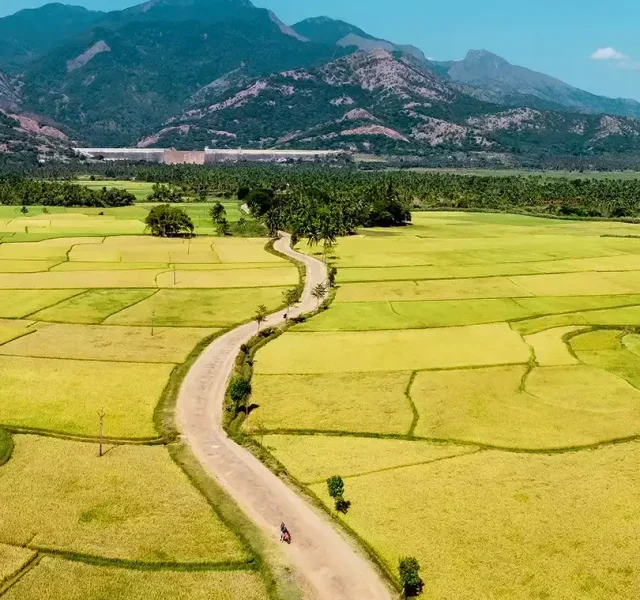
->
[[2, 0, 638, 101]]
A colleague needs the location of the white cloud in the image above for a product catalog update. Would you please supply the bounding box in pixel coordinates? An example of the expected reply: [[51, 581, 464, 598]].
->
[[591, 47, 630, 61], [590, 47, 640, 70]]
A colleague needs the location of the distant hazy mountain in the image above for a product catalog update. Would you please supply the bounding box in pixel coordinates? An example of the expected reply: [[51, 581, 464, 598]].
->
[[1, 0, 640, 160], [0, 71, 20, 109], [292, 16, 426, 61], [0, 3, 104, 71], [141, 49, 640, 158], [437, 50, 640, 120], [18, 0, 347, 145]]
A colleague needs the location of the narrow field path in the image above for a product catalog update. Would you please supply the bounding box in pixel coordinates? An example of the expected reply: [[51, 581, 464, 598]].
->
[[177, 234, 393, 600]]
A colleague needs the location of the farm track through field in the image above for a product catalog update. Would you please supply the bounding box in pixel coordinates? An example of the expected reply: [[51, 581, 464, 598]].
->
[[177, 234, 393, 600]]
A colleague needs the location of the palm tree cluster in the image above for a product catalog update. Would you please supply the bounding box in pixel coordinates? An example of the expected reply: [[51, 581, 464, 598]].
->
[[244, 181, 411, 245], [7, 163, 640, 219]]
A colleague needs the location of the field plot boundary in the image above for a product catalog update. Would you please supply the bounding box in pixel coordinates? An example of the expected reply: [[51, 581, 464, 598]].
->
[[0, 424, 165, 445], [253, 426, 640, 455], [0, 552, 42, 596]]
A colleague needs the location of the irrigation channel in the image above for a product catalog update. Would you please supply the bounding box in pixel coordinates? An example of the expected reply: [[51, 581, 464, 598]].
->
[[177, 233, 392, 600]]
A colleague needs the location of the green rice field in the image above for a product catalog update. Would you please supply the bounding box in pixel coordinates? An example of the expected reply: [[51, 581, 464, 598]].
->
[[0, 227, 288, 598], [249, 211, 640, 599], [0, 188, 248, 241]]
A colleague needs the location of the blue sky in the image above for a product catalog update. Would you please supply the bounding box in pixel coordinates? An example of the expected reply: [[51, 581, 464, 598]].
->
[[2, 0, 638, 101]]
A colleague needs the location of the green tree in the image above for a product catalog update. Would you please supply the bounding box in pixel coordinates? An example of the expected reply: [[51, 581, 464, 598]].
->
[[147, 183, 183, 203], [306, 227, 322, 250], [327, 475, 344, 501], [216, 217, 231, 236], [327, 266, 338, 288], [145, 204, 194, 238], [311, 283, 326, 307], [366, 181, 412, 227], [398, 557, 424, 598], [229, 377, 252, 416], [255, 304, 268, 333], [20, 205, 28, 215], [209, 201, 227, 224], [245, 188, 275, 217], [326, 475, 350, 513]]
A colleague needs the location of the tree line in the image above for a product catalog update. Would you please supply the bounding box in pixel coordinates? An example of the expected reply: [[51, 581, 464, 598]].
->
[[0, 177, 135, 207], [5, 163, 640, 220], [15, 162, 640, 219]]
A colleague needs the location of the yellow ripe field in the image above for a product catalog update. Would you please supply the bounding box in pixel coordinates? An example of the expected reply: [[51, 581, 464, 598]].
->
[[4, 558, 270, 600], [105, 287, 288, 327], [263, 435, 478, 483], [0, 436, 249, 563], [0, 323, 218, 363], [524, 325, 585, 365], [154, 266, 297, 289], [255, 324, 530, 374], [0, 230, 292, 596], [0, 260, 61, 273], [411, 364, 640, 448], [0, 290, 83, 319], [308, 443, 640, 600], [0, 356, 172, 437], [0, 320, 36, 346], [0, 544, 36, 586], [30, 289, 156, 324], [251, 212, 640, 596], [250, 372, 414, 434]]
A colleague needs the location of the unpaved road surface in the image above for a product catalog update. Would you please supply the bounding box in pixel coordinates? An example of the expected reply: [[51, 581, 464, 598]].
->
[[177, 234, 393, 600]]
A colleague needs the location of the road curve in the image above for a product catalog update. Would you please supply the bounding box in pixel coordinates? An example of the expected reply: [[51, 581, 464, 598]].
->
[[177, 234, 393, 600]]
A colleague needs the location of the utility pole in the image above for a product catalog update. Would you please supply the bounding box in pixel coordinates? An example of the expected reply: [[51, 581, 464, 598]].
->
[[151, 308, 156, 337], [98, 409, 105, 457]]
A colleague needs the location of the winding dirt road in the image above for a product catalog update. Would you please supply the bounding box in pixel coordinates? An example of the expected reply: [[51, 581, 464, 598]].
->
[[177, 234, 393, 600]]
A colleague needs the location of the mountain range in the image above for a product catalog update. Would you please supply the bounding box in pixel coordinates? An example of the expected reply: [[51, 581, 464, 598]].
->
[[1, 0, 640, 164]]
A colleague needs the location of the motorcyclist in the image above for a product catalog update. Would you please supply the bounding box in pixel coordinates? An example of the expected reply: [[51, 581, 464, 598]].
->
[[280, 522, 291, 543]]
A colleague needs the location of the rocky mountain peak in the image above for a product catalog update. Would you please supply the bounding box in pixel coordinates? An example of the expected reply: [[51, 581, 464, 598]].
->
[[464, 49, 510, 66]]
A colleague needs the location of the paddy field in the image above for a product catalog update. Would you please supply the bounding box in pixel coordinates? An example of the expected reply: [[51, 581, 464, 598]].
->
[[250, 211, 640, 599], [0, 213, 295, 599]]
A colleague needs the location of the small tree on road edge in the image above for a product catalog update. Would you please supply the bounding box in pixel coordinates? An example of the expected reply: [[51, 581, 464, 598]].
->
[[282, 288, 301, 320], [255, 304, 268, 333], [229, 377, 252, 416], [312, 283, 326, 308]]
